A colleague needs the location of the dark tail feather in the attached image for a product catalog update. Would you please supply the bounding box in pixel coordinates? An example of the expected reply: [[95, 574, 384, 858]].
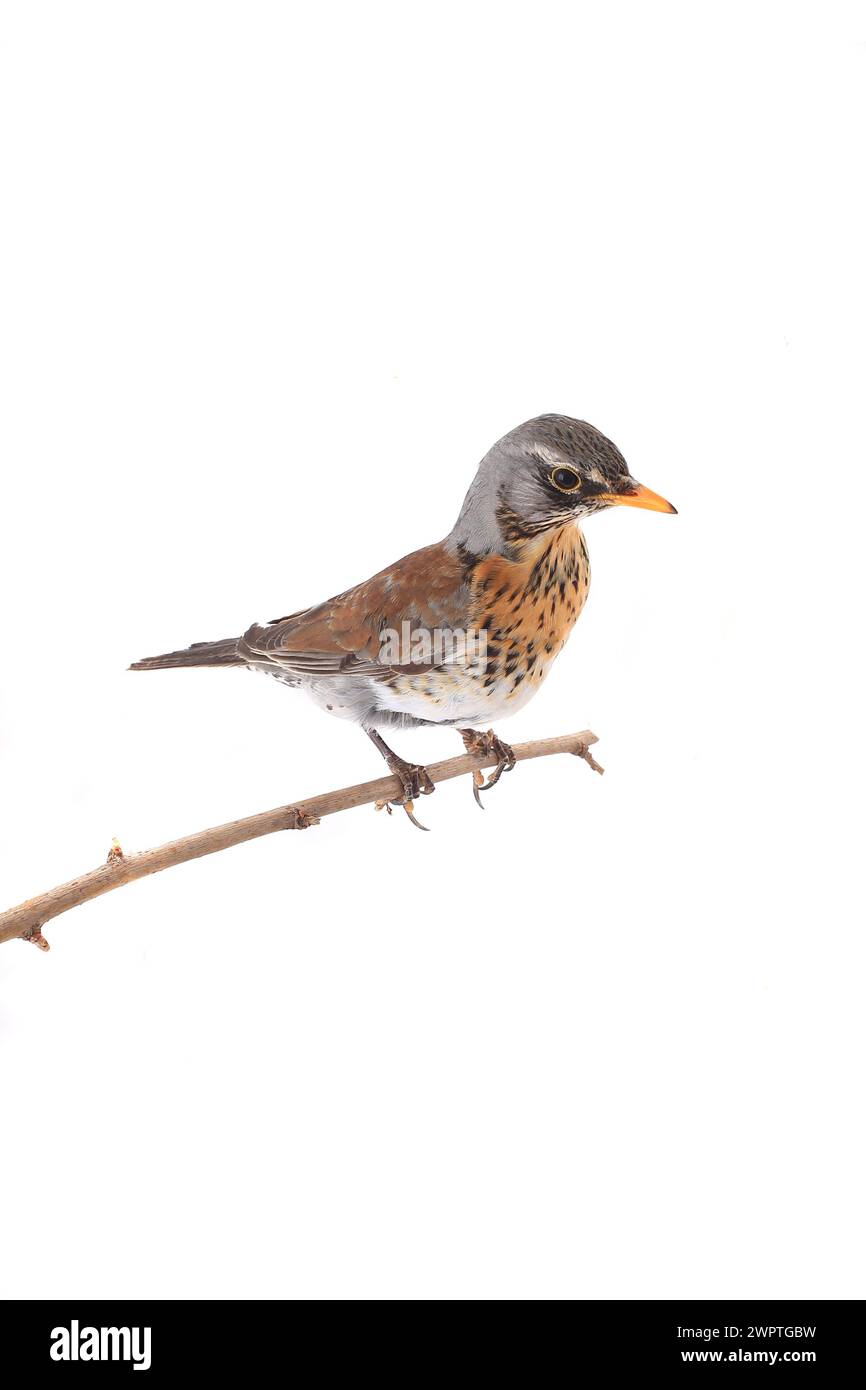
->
[[129, 637, 243, 671]]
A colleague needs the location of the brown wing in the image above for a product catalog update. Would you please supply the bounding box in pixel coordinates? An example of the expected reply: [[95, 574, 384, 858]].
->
[[241, 540, 471, 677]]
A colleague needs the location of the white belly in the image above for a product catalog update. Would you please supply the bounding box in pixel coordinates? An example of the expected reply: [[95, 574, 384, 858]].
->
[[371, 663, 540, 727]]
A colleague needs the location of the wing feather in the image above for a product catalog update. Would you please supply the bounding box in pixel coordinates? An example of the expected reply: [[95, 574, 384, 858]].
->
[[241, 541, 470, 680]]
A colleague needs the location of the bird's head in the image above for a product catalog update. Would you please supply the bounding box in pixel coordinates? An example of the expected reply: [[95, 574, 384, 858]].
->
[[452, 414, 676, 553]]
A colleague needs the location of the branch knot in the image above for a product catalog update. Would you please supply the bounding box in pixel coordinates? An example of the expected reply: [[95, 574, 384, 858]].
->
[[574, 741, 605, 775], [21, 924, 50, 951]]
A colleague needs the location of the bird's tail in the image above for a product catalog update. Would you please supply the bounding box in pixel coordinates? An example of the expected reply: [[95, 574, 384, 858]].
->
[[129, 637, 244, 671]]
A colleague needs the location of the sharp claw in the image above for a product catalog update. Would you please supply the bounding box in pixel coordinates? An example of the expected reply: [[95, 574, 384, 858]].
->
[[402, 800, 430, 832], [472, 768, 485, 809]]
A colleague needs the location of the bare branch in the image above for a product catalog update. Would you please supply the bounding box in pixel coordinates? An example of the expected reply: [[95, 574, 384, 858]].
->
[[0, 730, 601, 950]]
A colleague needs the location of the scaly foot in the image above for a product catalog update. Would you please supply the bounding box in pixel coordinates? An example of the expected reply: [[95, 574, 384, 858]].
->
[[367, 729, 435, 831], [458, 728, 517, 808]]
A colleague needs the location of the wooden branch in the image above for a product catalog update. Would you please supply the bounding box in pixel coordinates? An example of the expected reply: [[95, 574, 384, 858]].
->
[[0, 730, 601, 951]]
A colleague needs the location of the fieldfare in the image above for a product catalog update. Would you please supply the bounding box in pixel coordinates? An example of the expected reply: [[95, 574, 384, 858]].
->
[[132, 415, 676, 828]]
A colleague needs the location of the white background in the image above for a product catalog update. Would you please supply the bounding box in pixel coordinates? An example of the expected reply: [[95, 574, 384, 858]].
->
[[1, 1, 864, 1300]]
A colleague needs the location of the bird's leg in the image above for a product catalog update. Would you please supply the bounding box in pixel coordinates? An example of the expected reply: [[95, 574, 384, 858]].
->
[[458, 728, 517, 808], [366, 729, 435, 832]]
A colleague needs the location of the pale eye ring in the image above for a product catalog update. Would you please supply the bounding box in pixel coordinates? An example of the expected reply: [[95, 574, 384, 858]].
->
[[550, 466, 581, 493]]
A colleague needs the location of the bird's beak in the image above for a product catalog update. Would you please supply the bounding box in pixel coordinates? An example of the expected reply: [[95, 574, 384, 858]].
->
[[602, 481, 677, 514]]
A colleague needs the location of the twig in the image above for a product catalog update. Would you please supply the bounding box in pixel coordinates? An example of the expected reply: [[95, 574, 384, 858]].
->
[[0, 729, 601, 950], [575, 743, 605, 775]]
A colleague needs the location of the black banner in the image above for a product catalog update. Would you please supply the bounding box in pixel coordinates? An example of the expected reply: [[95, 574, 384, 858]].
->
[[2, 1300, 861, 1374]]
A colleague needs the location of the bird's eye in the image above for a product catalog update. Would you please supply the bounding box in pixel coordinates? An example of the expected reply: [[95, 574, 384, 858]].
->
[[550, 467, 581, 493]]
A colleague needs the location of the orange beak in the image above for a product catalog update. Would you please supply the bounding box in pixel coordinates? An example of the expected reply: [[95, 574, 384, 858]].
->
[[601, 481, 677, 514]]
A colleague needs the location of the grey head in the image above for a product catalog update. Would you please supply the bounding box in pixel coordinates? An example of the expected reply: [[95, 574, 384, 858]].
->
[[449, 414, 676, 556]]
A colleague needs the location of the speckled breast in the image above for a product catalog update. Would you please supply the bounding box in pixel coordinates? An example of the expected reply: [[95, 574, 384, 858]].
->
[[467, 524, 591, 711], [374, 524, 591, 726]]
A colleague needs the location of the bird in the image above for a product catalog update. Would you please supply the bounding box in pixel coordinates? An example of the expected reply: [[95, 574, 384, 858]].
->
[[131, 414, 676, 828]]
